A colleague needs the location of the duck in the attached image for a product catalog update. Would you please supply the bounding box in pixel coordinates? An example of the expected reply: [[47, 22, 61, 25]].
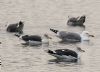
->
[[15, 34, 52, 46], [46, 47, 85, 62], [7, 21, 24, 34], [50, 28, 94, 43], [67, 15, 86, 28]]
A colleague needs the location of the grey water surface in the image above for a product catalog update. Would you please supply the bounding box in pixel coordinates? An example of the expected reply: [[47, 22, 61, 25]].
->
[[0, 0, 100, 72]]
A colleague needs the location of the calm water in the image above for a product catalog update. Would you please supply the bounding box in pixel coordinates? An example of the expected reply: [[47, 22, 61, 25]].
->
[[0, 0, 100, 72]]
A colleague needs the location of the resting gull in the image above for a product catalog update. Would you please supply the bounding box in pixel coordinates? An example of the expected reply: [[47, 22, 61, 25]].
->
[[50, 28, 94, 43]]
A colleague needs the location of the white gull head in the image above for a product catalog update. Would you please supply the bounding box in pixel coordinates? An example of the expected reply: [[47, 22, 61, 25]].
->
[[80, 31, 94, 41]]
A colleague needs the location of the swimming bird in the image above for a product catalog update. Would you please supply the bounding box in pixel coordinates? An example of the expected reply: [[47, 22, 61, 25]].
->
[[46, 47, 85, 62], [67, 15, 86, 27], [50, 28, 94, 43], [0, 61, 2, 65], [7, 21, 24, 34], [15, 34, 52, 46]]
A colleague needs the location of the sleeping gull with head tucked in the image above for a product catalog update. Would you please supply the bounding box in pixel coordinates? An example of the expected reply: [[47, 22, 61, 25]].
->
[[50, 28, 94, 43], [67, 15, 86, 28]]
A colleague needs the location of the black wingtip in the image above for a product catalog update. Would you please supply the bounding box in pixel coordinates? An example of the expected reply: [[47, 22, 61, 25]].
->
[[50, 28, 58, 34]]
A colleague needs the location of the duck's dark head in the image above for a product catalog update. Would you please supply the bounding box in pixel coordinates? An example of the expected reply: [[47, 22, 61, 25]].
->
[[19, 21, 24, 26], [50, 28, 58, 34], [47, 49, 54, 54]]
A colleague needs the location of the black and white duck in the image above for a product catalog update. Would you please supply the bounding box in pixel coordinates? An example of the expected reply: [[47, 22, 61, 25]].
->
[[46, 47, 85, 62], [15, 34, 52, 46]]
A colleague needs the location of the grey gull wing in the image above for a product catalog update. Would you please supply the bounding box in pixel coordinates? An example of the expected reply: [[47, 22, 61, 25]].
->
[[59, 31, 81, 42]]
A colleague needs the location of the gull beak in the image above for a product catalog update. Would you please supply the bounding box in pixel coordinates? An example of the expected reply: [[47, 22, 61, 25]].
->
[[44, 34, 52, 39], [89, 35, 94, 37], [81, 49, 85, 52], [77, 47, 85, 52]]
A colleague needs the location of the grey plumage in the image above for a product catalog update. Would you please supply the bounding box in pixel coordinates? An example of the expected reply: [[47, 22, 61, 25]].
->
[[50, 28, 81, 43], [58, 31, 81, 42]]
